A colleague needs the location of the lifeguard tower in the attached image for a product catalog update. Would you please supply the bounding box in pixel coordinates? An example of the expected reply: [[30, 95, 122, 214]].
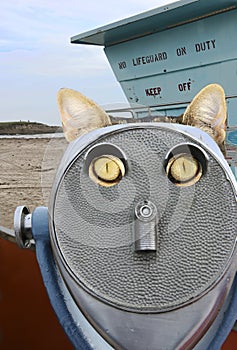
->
[[71, 0, 237, 174]]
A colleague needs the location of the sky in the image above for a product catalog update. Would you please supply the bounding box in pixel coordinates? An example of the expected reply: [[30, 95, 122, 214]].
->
[[1, 0, 178, 125]]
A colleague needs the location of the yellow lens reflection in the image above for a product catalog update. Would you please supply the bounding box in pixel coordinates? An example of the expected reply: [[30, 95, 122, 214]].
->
[[167, 154, 202, 186], [89, 155, 125, 187]]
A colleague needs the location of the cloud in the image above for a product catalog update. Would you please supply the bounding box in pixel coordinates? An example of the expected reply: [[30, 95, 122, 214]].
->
[[0, 0, 177, 124], [1, 0, 177, 51]]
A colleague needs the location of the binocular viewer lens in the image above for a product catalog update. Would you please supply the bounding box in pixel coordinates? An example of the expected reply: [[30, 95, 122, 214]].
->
[[164, 143, 208, 187], [89, 155, 125, 186]]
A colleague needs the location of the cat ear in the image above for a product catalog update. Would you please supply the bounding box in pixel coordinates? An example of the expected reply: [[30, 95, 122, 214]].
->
[[182, 84, 227, 151], [57, 88, 112, 142]]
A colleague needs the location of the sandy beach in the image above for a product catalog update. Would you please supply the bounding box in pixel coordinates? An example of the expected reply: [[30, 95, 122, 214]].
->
[[0, 135, 75, 350], [0, 136, 67, 229]]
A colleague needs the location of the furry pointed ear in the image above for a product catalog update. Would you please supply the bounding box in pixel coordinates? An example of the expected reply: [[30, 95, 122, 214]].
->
[[57, 88, 112, 142], [182, 84, 227, 151]]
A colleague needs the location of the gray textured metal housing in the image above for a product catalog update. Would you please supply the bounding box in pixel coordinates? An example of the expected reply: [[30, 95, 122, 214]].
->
[[49, 124, 237, 313]]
